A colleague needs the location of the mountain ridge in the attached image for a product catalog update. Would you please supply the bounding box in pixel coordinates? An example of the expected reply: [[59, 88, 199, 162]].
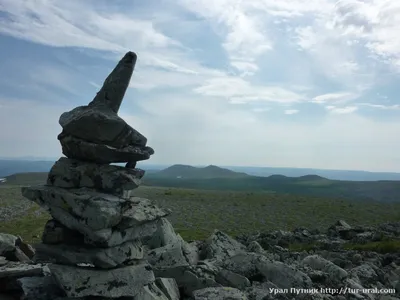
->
[[1, 159, 400, 181], [152, 164, 250, 179]]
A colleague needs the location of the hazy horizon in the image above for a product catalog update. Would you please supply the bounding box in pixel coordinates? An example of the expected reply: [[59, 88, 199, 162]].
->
[[1, 1, 400, 172], [1, 156, 400, 174]]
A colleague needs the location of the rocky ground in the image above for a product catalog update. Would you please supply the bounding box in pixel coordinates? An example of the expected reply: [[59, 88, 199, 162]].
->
[[0, 219, 399, 300]]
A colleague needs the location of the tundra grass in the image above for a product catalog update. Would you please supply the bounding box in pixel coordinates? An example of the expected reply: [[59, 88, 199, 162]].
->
[[0, 185, 399, 244]]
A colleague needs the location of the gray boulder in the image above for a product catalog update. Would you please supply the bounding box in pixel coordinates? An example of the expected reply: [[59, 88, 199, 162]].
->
[[350, 263, 379, 285], [302, 255, 348, 283], [154, 278, 180, 300], [155, 263, 221, 296], [215, 269, 251, 289], [17, 276, 64, 300], [0, 233, 17, 255], [257, 260, 312, 289], [201, 230, 246, 262], [193, 287, 248, 300], [146, 238, 190, 269], [48, 262, 155, 298]]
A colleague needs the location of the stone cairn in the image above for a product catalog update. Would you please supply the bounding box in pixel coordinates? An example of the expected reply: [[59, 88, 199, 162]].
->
[[21, 52, 184, 299]]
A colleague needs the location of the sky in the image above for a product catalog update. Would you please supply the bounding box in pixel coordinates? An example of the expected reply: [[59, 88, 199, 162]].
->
[[0, 0, 400, 172]]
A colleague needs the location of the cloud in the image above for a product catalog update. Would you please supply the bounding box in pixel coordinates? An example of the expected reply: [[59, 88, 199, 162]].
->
[[177, 0, 272, 73], [284, 109, 299, 115], [357, 103, 400, 110], [194, 76, 305, 104], [312, 92, 360, 104], [121, 94, 400, 172], [326, 105, 358, 114], [1, 0, 400, 171]]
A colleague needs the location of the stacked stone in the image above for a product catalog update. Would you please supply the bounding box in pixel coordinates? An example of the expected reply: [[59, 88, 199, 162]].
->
[[21, 52, 180, 299]]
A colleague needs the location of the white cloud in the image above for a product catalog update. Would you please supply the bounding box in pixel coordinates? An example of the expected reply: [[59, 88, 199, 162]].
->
[[122, 95, 400, 172], [312, 92, 360, 104], [332, 0, 400, 70], [326, 105, 358, 114], [1, 0, 400, 171], [177, 0, 272, 73], [284, 109, 299, 115], [195, 76, 305, 104], [357, 103, 400, 110]]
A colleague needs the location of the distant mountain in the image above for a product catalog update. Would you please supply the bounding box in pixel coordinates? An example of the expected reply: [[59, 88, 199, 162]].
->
[[3, 167, 400, 203], [144, 167, 400, 203], [152, 164, 249, 179], [223, 166, 400, 181], [1, 158, 400, 181], [0, 160, 55, 177]]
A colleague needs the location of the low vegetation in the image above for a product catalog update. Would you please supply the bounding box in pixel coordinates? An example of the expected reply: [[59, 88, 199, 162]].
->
[[1, 185, 399, 245]]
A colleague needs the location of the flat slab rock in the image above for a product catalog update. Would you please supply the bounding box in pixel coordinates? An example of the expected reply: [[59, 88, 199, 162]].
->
[[40, 216, 178, 249], [22, 185, 169, 232], [59, 105, 147, 149], [58, 133, 154, 164], [47, 157, 145, 198], [48, 262, 155, 298], [34, 239, 143, 269], [0, 262, 44, 278]]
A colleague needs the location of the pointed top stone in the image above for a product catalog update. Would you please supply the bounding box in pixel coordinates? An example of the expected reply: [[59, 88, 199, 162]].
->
[[88, 51, 137, 114]]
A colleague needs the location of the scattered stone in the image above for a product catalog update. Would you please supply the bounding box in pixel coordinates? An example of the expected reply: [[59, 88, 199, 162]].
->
[[154, 278, 180, 300], [257, 259, 312, 289], [302, 255, 348, 283], [146, 239, 190, 269], [15, 237, 35, 260], [193, 286, 248, 300], [201, 230, 246, 262], [215, 269, 251, 289]]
